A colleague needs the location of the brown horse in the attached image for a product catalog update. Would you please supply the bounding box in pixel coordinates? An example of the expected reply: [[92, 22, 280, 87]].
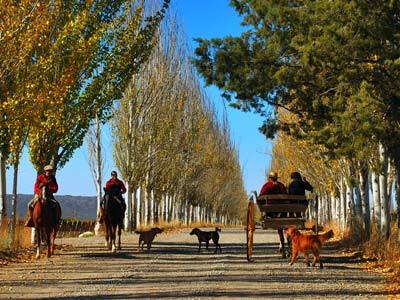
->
[[102, 188, 124, 252], [32, 186, 61, 259]]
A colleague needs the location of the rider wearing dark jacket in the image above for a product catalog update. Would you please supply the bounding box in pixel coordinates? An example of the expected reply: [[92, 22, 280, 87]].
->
[[288, 171, 313, 196]]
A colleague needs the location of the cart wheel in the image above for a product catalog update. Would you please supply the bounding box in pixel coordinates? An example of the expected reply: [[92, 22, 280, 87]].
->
[[246, 201, 255, 262]]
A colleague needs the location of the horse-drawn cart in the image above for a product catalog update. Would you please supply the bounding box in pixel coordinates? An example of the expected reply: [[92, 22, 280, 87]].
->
[[246, 192, 309, 262]]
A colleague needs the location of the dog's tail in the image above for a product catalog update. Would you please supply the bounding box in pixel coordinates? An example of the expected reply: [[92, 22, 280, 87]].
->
[[215, 227, 221, 232], [318, 229, 334, 243], [134, 230, 141, 234]]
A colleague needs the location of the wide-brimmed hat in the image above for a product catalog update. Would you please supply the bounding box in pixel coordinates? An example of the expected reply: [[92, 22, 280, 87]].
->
[[268, 171, 278, 179], [44, 165, 54, 171]]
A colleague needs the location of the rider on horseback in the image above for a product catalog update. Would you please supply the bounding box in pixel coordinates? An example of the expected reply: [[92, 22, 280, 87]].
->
[[98, 171, 127, 223], [25, 165, 60, 227]]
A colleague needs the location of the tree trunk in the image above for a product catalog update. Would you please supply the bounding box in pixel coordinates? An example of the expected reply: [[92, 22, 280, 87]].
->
[[185, 201, 190, 225], [326, 193, 331, 223], [345, 179, 354, 229], [340, 177, 346, 230], [95, 115, 102, 217], [371, 171, 381, 228], [144, 188, 149, 226], [168, 196, 174, 222], [0, 151, 6, 224], [124, 184, 132, 231], [396, 168, 400, 242], [315, 195, 319, 228], [133, 188, 138, 229], [379, 143, 390, 238], [136, 187, 142, 228], [354, 182, 363, 218], [140, 185, 145, 227], [318, 194, 324, 224], [164, 195, 168, 222], [334, 191, 340, 227], [149, 189, 154, 225], [359, 165, 370, 238], [10, 163, 19, 243]]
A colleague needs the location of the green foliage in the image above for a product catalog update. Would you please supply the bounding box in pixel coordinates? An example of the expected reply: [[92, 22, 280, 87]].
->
[[193, 0, 400, 166]]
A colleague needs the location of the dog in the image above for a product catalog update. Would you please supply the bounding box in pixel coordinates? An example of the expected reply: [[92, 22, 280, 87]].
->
[[284, 227, 333, 268], [135, 227, 163, 251], [190, 227, 222, 253]]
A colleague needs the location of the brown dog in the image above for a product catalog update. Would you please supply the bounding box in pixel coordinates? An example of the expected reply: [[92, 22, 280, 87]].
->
[[135, 227, 163, 251], [284, 227, 333, 268]]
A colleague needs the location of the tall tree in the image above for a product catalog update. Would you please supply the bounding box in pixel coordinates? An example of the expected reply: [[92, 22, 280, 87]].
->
[[27, 0, 170, 172], [194, 0, 400, 234]]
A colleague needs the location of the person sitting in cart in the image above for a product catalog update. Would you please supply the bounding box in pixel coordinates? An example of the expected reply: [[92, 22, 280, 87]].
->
[[259, 171, 287, 196], [288, 171, 313, 198], [288, 171, 313, 217], [259, 171, 287, 218]]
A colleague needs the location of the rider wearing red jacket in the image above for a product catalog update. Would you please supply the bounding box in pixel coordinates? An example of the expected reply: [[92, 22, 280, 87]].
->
[[102, 171, 127, 211], [105, 171, 127, 195], [259, 171, 287, 196], [98, 170, 127, 224], [25, 165, 59, 227]]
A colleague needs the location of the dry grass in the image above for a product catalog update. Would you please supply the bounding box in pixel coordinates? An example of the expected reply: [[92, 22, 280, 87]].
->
[[362, 224, 400, 296], [0, 219, 31, 250], [0, 218, 32, 265], [326, 220, 400, 296]]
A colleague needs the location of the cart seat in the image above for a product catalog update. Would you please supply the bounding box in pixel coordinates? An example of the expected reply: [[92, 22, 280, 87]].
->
[[256, 194, 308, 213]]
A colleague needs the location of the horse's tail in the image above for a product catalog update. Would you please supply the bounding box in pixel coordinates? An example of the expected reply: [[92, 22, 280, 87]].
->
[[134, 230, 141, 234]]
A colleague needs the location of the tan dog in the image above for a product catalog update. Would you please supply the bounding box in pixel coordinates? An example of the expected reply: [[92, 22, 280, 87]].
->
[[135, 227, 163, 251], [284, 227, 333, 268]]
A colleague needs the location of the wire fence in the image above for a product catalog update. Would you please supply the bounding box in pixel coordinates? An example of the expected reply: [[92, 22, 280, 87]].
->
[[58, 220, 96, 238]]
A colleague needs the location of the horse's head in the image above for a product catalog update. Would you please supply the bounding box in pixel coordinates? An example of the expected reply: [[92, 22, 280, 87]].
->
[[41, 185, 52, 204]]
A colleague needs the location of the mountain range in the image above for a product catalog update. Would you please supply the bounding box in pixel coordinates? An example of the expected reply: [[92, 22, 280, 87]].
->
[[5, 194, 97, 220]]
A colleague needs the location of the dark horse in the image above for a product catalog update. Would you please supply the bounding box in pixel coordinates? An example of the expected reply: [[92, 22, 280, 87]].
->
[[103, 188, 124, 252], [32, 186, 61, 259]]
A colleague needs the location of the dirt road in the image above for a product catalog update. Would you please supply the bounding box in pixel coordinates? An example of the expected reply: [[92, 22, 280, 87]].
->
[[0, 228, 388, 299]]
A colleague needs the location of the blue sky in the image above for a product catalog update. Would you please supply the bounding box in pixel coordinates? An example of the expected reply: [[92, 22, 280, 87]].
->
[[6, 0, 272, 196]]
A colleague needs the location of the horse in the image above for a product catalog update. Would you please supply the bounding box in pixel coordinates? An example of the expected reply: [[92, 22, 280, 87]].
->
[[32, 186, 61, 259], [102, 188, 124, 252]]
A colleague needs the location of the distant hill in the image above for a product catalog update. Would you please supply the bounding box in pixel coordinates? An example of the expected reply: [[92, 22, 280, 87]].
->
[[5, 194, 97, 220]]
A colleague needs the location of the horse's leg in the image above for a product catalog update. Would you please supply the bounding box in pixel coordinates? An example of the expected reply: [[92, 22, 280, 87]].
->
[[278, 228, 286, 259], [117, 224, 122, 250], [51, 225, 58, 255], [111, 225, 117, 252], [46, 227, 52, 258], [35, 227, 41, 259], [104, 221, 110, 249]]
